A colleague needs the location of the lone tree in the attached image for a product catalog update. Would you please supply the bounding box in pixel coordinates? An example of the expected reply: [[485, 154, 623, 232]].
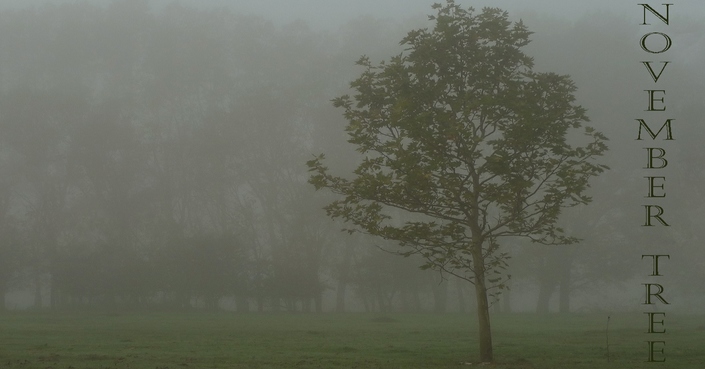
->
[[308, 1, 608, 363]]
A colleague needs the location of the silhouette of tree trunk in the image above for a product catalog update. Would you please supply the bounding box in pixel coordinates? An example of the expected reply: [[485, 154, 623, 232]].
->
[[536, 273, 557, 314], [432, 276, 448, 313]]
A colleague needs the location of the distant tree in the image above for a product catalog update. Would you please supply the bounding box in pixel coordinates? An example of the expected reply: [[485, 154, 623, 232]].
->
[[350, 244, 432, 313], [0, 221, 19, 312], [0, 87, 88, 308], [0, 116, 21, 312], [307, 1, 608, 362], [179, 234, 242, 310]]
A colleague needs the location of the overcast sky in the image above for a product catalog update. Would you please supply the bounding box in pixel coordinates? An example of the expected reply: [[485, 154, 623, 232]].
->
[[174, 1, 700, 30], [227, 0, 635, 27], [1, 1, 702, 29], [0, 0, 701, 66]]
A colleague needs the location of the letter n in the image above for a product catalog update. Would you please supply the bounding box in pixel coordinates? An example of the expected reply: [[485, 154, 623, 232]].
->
[[639, 3, 672, 25]]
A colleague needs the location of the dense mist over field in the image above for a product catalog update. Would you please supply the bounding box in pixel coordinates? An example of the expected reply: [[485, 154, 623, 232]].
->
[[0, 0, 703, 315]]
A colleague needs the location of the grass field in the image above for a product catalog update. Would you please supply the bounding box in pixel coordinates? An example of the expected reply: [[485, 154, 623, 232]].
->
[[0, 311, 703, 368]]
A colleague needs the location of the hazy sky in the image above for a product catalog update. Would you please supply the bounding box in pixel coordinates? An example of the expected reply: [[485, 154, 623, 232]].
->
[[168, 1, 700, 30], [228, 0, 634, 26], [2, 1, 702, 30]]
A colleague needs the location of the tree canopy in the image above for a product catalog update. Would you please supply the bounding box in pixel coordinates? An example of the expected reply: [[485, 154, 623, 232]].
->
[[308, 1, 608, 362]]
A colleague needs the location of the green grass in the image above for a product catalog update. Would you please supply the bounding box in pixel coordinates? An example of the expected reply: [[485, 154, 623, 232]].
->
[[0, 311, 703, 368]]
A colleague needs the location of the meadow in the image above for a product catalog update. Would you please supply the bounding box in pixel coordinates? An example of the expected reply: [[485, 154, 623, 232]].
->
[[0, 311, 703, 368]]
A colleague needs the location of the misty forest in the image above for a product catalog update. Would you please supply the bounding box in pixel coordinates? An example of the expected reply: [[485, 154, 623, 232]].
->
[[0, 0, 704, 367]]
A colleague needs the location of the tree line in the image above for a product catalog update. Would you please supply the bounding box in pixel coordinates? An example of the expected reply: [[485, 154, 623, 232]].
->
[[0, 1, 703, 315], [0, 1, 454, 312]]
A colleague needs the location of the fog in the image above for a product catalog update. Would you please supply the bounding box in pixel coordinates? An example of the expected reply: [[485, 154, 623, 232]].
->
[[0, 0, 703, 315]]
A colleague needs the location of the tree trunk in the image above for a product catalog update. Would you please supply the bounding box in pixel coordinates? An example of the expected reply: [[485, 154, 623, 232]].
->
[[335, 244, 352, 313], [34, 273, 43, 309], [412, 290, 422, 313], [536, 278, 556, 314], [556, 249, 574, 314], [335, 279, 347, 313], [456, 279, 467, 313], [558, 265, 571, 314], [314, 294, 323, 313], [472, 246, 493, 363], [376, 289, 386, 313], [432, 276, 448, 313], [402, 288, 422, 313], [361, 294, 371, 313], [0, 283, 5, 312]]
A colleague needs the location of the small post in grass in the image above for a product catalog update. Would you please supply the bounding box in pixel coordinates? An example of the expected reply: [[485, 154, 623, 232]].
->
[[606, 315, 611, 362]]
